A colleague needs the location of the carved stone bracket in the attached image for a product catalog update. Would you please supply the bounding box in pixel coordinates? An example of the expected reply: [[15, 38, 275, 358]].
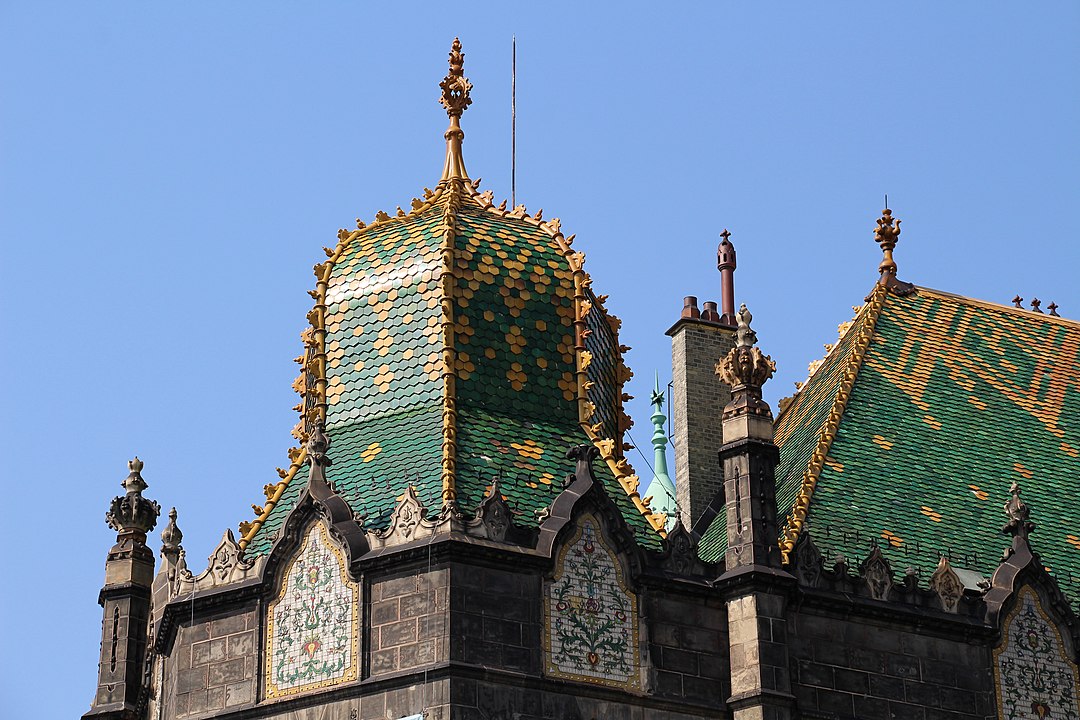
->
[[929, 556, 963, 614]]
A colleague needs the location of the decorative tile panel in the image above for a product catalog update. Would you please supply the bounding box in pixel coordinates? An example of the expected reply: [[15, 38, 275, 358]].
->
[[545, 512, 640, 690], [994, 586, 1080, 720], [265, 521, 359, 698]]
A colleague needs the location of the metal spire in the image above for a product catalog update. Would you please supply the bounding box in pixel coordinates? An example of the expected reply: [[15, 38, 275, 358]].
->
[[642, 372, 677, 531]]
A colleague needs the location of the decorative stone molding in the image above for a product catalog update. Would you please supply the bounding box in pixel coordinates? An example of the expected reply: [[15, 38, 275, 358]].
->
[[657, 518, 706, 576], [929, 556, 963, 614], [860, 545, 894, 601], [792, 531, 824, 589], [174, 530, 262, 595]]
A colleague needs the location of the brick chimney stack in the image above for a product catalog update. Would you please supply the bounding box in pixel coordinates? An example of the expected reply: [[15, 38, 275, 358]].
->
[[667, 232, 739, 529]]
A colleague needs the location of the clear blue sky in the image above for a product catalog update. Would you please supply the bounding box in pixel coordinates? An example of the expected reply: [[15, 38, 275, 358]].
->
[[1, 3, 1077, 716]]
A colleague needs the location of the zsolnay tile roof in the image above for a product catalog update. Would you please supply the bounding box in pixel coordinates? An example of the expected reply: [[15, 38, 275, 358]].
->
[[701, 283, 1080, 604], [238, 179, 665, 556]]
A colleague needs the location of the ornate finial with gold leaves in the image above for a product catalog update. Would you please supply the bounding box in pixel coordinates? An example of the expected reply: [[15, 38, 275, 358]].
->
[[871, 207, 915, 297], [439, 38, 472, 182], [439, 38, 472, 118]]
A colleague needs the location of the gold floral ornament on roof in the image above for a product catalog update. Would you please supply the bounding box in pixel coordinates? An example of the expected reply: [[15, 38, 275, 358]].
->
[[439, 37, 472, 181], [872, 207, 915, 296]]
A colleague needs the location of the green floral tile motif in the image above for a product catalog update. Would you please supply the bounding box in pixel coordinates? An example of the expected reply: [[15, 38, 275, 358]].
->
[[265, 521, 359, 698], [994, 586, 1080, 719], [545, 512, 640, 690]]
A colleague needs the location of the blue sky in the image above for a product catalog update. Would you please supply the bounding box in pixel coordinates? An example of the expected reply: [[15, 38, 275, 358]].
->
[[1, 3, 1077, 716]]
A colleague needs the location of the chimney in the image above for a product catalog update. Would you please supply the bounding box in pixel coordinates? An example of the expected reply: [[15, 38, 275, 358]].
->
[[718, 229, 737, 325], [667, 232, 739, 529]]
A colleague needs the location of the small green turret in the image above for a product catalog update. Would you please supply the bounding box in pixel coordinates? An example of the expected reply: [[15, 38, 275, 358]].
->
[[642, 373, 678, 531]]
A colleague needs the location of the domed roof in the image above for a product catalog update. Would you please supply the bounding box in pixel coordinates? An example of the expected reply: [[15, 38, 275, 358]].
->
[[239, 40, 664, 554]]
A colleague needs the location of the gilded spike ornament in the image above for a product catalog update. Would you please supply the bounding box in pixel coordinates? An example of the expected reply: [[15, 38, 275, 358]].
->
[[439, 38, 472, 118], [439, 38, 472, 181]]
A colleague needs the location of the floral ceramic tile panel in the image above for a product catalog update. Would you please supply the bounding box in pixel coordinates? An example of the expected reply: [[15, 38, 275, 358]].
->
[[545, 512, 639, 690], [265, 521, 359, 698], [994, 586, 1080, 720]]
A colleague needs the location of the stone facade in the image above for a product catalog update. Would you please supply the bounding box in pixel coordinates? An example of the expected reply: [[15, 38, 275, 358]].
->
[[85, 442, 1080, 720]]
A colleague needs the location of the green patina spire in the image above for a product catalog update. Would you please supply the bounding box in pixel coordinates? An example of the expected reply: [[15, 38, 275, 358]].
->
[[643, 372, 678, 531]]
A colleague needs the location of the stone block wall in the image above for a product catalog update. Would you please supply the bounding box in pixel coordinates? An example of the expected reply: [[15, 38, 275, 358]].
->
[[450, 562, 542, 675], [450, 677, 717, 720], [646, 591, 729, 708], [788, 609, 994, 720], [165, 606, 258, 719], [669, 320, 735, 528], [369, 566, 450, 677]]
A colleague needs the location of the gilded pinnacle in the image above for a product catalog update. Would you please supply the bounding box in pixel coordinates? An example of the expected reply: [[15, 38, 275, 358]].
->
[[439, 38, 471, 182], [439, 38, 472, 118]]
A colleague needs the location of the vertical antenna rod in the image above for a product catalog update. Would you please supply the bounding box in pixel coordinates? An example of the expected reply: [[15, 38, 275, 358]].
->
[[512, 35, 517, 208]]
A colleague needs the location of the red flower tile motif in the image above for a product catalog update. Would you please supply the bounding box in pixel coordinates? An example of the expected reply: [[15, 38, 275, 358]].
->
[[545, 513, 640, 690]]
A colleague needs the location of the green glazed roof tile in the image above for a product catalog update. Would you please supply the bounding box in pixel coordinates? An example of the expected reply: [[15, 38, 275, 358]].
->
[[701, 285, 1080, 603], [244, 188, 662, 554]]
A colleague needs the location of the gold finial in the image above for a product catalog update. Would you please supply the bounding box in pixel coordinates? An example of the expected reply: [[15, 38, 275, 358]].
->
[[439, 38, 472, 182], [439, 38, 472, 118], [874, 208, 901, 278]]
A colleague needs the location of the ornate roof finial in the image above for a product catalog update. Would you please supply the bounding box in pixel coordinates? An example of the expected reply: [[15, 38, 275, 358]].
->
[[872, 207, 915, 296], [716, 303, 776, 426], [874, 208, 900, 277], [105, 456, 161, 537], [1048, 301, 1059, 317], [734, 304, 758, 348], [1003, 480, 1034, 539], [1030, 297, 1043, 314], [1012, 295, 1024, 309], [161, 507, 184, 566], [439, 38, 472, 182], [161, 507, 183, 550]]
